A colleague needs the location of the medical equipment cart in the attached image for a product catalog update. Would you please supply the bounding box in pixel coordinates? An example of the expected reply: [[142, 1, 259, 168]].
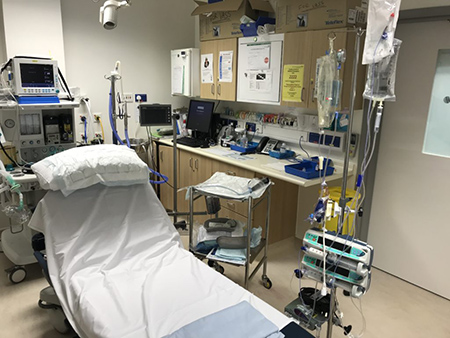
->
[[188, 182, 272, 290]]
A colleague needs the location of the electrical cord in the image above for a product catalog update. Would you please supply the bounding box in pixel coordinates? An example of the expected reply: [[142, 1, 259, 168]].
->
[[83, 119, 88, 144], [98, 116, 105, 142], [299, 135, 310, 159]]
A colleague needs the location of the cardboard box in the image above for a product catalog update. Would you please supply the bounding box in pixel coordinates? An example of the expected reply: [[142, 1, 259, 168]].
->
[[192, 0, 274, 41], [276, 0, 367, 33]]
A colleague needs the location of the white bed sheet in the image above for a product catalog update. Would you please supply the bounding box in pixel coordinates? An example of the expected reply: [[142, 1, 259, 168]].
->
[[29, 183, 290, 338]]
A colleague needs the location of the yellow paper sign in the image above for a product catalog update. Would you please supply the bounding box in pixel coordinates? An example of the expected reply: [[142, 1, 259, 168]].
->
[[282, 65, 304, 102]]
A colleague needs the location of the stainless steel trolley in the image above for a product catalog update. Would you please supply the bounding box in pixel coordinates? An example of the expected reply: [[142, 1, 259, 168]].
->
[[188, 182, 272, 290]]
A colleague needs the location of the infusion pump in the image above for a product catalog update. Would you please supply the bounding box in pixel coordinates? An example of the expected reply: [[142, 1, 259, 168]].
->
[[0, 102, 79, 162]]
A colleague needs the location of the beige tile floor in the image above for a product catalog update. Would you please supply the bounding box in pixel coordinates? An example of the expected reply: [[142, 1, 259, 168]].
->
[[0, 234, 449, 338]]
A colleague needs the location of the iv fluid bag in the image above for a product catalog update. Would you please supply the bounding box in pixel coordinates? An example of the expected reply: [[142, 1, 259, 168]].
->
[[316, 54, 340, 128], [362, 0, 402, 65], [363, 39, 402, 102]]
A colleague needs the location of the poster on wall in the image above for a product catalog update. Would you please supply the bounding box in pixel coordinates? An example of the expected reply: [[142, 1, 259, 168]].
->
[[201, 53, 214, 84], [282, 64, 304, 102], [219, 50, 233, 83]]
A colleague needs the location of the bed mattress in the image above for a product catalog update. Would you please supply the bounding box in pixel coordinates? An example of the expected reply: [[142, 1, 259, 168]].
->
[[29, 183, 290, 338]]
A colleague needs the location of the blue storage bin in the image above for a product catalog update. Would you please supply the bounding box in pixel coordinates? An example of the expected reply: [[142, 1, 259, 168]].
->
[[269, 149, 295, 159], [230, 142, 258, 153], [240, 17, 275, 37], [285, 157, 334, 179]]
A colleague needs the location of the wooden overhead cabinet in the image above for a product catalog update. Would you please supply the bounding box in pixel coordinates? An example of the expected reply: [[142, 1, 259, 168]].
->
[[200, 38, 238, 101], [281, 29, 365, 111]]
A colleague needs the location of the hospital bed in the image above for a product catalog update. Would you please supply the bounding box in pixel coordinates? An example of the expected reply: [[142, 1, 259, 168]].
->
[[27, 145, 294, 337]]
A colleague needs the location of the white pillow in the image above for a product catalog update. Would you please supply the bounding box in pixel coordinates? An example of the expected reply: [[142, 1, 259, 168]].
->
[[31, 145, 149, 196]]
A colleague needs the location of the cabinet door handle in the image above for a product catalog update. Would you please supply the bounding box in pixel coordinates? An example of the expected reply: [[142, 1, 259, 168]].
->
[[226, 170, 236, 176], [194, 158, 199, 170], [217, 83, 221, 96], [189, 157, 193, 170], [227, 202, 236, 210], [301, 87, 305, 102], [160, 151, 163, 162], [211, 84, 215, 95], [311, 80, 315, 103]]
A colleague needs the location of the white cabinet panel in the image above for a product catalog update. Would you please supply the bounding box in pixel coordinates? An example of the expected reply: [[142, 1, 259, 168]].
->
[[237, 34, 284, 105]]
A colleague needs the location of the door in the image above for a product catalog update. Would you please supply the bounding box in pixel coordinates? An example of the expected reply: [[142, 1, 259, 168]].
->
[[179, 150, 213, 222], [423, 49, 450, 158], [281, 31, 311, 108], [216, 38, 237, 101], [159, 145, 175, 210], [200, 40, 217, 99]]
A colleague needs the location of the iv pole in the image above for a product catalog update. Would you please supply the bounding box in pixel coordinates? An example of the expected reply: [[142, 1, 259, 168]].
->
[[326, 27, 364, 338]]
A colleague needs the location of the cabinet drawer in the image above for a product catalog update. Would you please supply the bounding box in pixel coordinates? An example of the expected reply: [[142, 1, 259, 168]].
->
[[219, 206, 249, 225]]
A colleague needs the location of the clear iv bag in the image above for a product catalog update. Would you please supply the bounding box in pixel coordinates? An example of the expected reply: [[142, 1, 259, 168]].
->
[[362, 0, 402, 65], [316, 53, 340, 128], [363, 38, 402, 102]]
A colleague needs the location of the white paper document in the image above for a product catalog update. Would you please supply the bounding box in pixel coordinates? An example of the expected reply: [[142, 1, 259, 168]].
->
[[263, 162, 287, 172], [172, 66, 183, 94], [201, 53, 214, 84], [248, 71, 272, 92], [219, 50, 233, 83], [247, 43, 271, 70], [204, 148, 231, 156]]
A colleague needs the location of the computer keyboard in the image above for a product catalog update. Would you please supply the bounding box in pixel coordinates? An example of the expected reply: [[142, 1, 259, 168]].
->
[[175, 137, 206, 148]]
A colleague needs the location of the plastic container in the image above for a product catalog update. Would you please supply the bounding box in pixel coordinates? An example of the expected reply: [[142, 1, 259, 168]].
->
[[240, 134, 249, 148], [284, 158, 334, 179], [230, 141, 258, 153], [325, 187, 361, 235], [269, 149, 295, 159]]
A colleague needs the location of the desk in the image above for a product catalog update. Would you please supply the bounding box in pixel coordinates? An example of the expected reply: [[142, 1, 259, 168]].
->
[[155, 139, 354, 242]]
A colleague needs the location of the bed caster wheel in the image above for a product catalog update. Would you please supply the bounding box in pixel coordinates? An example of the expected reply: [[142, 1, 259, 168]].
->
[[49, 308, 70, 334], [262, 275, 272, 289], [207, 259, 215, 268], [7, 266, 27, 284], [215, 264, 225, 274]]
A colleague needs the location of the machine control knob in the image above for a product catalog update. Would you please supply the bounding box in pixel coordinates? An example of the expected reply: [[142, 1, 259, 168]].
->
[[36, 140, 41, 144], [29, 141, 34, 145], [22, 141, 26, 145]]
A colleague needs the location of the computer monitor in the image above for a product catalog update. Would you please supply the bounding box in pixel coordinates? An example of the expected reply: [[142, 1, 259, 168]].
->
[[139, 104, 172, 126], [186, 100, 215, 134]]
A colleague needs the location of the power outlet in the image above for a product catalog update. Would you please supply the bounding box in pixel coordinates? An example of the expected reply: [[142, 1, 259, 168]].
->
[[93, 113, 102, 123], [123, 93, 134, 103], [245, 122, 256, 132]]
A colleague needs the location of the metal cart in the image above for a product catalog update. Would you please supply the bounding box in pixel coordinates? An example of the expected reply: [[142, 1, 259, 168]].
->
[[188, 182, 272, 290]]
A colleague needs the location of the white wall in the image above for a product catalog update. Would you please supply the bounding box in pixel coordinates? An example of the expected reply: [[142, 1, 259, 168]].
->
[[60, 0, 197, 143], [368, 20, 450, 299], [2, 0, 66, 73]]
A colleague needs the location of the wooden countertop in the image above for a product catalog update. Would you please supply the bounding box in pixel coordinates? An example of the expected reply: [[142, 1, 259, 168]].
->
[[156, 138, 354, 188]]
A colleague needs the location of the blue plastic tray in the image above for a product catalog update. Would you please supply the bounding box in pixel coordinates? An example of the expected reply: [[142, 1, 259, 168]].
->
[[285, 158, 334, 179], [269, 149, 295, 159], [230, 142, 258, 153]]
